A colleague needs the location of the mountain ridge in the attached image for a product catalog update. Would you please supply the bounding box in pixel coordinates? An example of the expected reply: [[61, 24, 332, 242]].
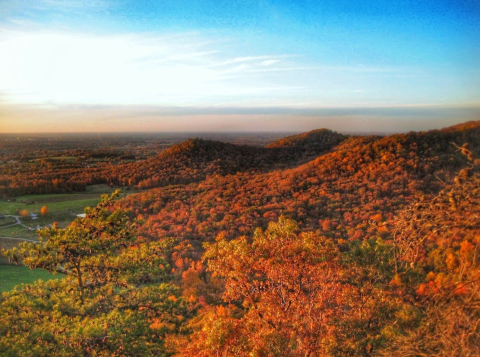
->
[[120, 120, 480, 249], [2, 121, 479, 196]]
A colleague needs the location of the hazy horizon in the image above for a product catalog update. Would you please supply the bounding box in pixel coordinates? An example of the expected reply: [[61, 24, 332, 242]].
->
[[1, 1, 479, 133], [1, 119, 478, 136]]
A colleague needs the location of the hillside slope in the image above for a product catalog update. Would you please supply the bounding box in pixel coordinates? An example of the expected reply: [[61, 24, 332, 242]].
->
[[1, 129, 347, 196], [120, 121, 480, 251], [266, 128, 348, 153], [92, 129, 348, 189]]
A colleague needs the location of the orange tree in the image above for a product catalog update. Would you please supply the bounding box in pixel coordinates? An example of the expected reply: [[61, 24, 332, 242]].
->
[[40, 205, 49, 216], [181, 217, 399, 356]]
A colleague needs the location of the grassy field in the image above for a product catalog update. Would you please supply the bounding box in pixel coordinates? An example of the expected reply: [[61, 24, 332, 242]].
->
[[0, 195, 103, 215], [0, 185, 138, 238], [0, 237, 39, 264], [0, 185, 137, 292], [0, 188, 109, 264], [0, 185, 133, 216], [0, 225, 38, 238], [0, 265, 60, 293], [0, 216, 17, 227]]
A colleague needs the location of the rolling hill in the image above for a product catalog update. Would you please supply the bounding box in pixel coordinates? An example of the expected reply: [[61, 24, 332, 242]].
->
[[120, 120, 480, 250]]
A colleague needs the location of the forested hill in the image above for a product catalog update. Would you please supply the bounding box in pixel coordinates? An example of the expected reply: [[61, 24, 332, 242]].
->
[[120, 120, 480, 247], [266, 128, 348, 152], [0, 128, 347, 195], [112, 120, 480, 355], [1, 122, 479, 197], [124, 129, 347, 189]]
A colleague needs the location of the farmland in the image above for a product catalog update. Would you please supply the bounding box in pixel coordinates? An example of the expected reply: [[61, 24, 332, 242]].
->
[[0, 265, 60, 293], [0, 185, 119, 291], [0, 185, 116, 216], [0, 185, 117, 245]]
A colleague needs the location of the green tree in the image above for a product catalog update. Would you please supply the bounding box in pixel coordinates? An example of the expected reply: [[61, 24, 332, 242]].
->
[[1, 190, 188, 357], [332, 238, 400, 356]]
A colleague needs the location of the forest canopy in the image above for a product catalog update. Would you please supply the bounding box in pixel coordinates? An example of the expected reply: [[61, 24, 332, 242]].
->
[[1, 122, 480, 356]]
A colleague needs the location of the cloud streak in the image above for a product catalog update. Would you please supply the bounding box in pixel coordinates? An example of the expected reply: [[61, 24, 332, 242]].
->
[[0, 30, 309, 107]]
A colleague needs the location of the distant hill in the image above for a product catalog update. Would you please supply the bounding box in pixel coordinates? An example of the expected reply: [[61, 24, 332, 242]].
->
[[120, 120, 480, 250], [123, 138, 269, 188], [2, 121, 479, 198], [266, 128, 347, 151], [104, 129, 348, 189], [440, 120, 480, 132]]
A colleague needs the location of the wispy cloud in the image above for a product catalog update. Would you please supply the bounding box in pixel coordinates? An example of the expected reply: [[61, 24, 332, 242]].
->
[[0, 27, 434, 111], [244, 66, 317, 73], [212, 55, 295, 67], [318, 65, 395, 73], [0, 30, 307, 107], [260, 60, 280, 66]]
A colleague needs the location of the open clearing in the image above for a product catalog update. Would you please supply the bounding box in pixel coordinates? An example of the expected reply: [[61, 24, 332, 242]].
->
[[1, 238, 24, 264], [0, 225, 38, 238], [0, 216, 17, 227], [0, 194, 103, 215], [0, 185, 134, 216], [0, 265, 60, 293], [0, 185, 138, 292]]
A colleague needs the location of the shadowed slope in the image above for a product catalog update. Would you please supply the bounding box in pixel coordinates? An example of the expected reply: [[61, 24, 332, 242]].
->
[[111, 130, 348, 189], [121, 120, 480, 247]]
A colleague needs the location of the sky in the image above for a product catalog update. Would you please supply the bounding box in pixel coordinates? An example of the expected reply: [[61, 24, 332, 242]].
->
[[0, 0, 479, 133]]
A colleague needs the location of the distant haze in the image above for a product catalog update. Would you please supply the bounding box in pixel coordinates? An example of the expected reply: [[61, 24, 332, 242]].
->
[[1, 103, 478, 133]]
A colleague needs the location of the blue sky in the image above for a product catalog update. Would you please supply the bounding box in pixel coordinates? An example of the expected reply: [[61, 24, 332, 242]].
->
[[0, 0, 479, 132]]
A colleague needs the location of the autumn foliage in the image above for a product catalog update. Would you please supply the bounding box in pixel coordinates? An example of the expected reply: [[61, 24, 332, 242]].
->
[[40, 205, 49, 216], [382, 143, 480, 356], [1, 121, 480, 356], [1, 191, 190, 356]]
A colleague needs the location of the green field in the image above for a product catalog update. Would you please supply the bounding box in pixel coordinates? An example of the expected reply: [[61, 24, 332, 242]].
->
[[0, 194, 102, 215], [0, 186, 136, 292], [0, 225, 38, 238], [0, 237, 39, 265], [0, 185, 132, 217], [0, 186, 138, 238], [0, 190, 107, 266], [0, 265, 60, 293], [0, 216, 17, 227]]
